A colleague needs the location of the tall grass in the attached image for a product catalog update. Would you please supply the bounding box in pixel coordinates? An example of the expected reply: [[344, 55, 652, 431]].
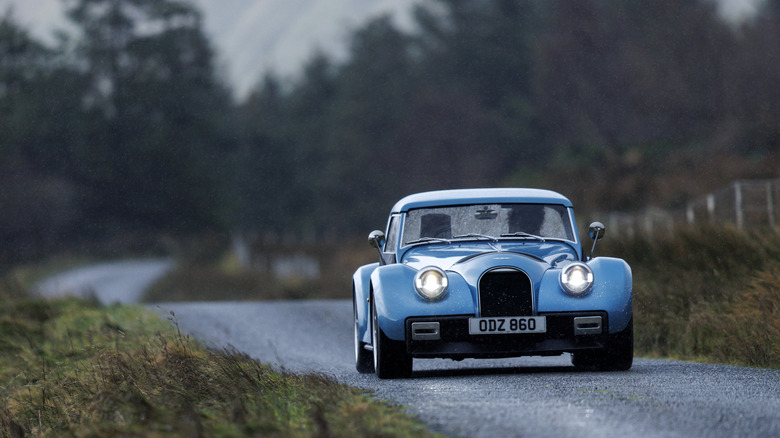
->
[[0, 290, 439, 437], [602, 225, 780, 369]]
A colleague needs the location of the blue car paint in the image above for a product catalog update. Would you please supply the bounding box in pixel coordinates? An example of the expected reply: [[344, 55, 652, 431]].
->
[[369, 263, 476, 340], [353, 262, 378, 345], [366, 247, 632, 341], [391, 188, 573, 213], [392, 189, 580, 263], [353, 188, 632, 356], [537, 257, 633, 333], [404, 241, 579, 269]]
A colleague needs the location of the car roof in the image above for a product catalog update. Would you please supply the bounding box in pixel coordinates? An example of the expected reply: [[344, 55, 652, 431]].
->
[[391, 188, 573, 213]]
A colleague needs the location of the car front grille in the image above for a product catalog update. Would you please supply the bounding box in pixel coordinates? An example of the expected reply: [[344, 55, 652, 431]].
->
[[478, 269, 533, 317]]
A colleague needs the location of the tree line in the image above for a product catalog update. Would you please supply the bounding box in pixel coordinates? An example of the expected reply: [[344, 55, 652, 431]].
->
[[1, 0, 779, 263]]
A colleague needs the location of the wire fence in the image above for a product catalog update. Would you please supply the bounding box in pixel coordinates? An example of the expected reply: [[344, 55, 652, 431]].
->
[[599, 179, 780, 237]]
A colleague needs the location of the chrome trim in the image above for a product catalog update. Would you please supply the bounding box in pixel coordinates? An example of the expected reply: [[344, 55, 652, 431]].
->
[[566, 207, 579, 245], [559, 262, 594, 296], [573, 316, 603, 335], [414, 266, 449, 301], [411, 322, 441, 341]]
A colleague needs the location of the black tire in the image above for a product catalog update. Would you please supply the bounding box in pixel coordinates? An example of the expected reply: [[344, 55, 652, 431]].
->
[[354, 294, 374, 374], [372, 299, 412, 379], [572, 318, 633, 371]]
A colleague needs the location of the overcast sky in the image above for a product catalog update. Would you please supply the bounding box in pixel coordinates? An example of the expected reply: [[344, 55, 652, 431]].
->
[[0, 0, 763, 101], [0, 0, 419, 101]]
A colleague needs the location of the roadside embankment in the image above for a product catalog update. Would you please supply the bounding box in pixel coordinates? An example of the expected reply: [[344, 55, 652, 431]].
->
[[603, 225, 780, 369], [0, 294, 439, 437]]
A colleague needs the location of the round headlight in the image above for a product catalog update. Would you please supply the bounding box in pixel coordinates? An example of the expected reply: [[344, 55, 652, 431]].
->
[[414, 267, 448, 301], [560, 263, 594, 296]]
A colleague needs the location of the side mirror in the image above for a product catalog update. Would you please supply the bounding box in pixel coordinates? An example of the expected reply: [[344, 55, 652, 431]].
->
[[368, 230, 385, 249], [368, 230, 386, 265], [587, 222, 605, 260], [588, 222, 605, 240]]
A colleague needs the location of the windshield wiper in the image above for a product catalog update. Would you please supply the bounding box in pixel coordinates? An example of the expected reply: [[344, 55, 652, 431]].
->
[[405, 237, 452, 245], [499, 232, 546, 242], [452, 233, 498, 242]]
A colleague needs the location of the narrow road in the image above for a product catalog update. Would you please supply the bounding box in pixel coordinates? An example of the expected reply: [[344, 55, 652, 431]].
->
[[35, 259, 173, 305], [36, 261, 780, 437]]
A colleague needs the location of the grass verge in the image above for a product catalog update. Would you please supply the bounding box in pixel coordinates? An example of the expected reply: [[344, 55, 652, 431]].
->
[[603, 225, 780, 369], [0, 293, 440, 437]]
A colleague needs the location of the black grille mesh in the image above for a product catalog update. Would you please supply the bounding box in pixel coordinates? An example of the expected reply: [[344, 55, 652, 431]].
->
[[478, 269, 533, 317]]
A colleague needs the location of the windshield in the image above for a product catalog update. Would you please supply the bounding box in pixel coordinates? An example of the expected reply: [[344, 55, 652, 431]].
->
[[402, 204, 575, 245]]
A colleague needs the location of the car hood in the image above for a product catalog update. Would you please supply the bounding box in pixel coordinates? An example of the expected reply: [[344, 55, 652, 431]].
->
[[401, 241, 578, 276]]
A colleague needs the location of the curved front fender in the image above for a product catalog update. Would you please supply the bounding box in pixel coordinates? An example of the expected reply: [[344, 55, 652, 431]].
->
[[353, 263, 379, 345], [537, 257, 632, 333], [371, 264, 476, 341]]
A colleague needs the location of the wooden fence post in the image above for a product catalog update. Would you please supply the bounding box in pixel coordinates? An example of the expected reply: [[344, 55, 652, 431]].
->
[[734, 181, 744, 230], [707, 194, 715, 222], [687, 203, 695, 225], [767, 181, 775, 228]]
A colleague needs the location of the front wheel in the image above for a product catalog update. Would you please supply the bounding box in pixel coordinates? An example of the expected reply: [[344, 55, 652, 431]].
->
[[572, 318, 633, 371], [372, 298, 412, 379]]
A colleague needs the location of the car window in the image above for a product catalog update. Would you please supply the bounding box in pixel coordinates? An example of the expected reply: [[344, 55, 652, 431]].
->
[[385, 215, 400, 252], [402, 204, 574, 245]]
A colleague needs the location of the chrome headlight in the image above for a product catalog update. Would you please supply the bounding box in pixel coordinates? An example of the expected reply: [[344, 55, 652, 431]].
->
[[414, 267, 448, 301], [560, 262, 594, 296]]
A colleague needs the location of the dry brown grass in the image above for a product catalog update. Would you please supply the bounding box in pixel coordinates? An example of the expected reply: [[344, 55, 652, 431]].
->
[[603, 225, 780, 369]]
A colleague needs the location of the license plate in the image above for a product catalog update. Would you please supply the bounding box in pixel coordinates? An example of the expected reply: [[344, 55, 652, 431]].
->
[[468, 316, 546, 335]]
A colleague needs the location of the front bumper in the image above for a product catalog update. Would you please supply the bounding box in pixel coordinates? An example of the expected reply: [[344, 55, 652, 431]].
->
[[405, 311, 609, 359]]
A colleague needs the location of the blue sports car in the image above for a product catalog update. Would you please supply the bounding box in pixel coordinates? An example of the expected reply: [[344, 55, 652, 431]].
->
[[352, 188, 633, 378]]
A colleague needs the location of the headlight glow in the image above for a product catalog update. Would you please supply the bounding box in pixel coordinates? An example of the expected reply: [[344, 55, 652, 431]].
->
[[414, 267, 448, 301], [560, 263, 594, 296]]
